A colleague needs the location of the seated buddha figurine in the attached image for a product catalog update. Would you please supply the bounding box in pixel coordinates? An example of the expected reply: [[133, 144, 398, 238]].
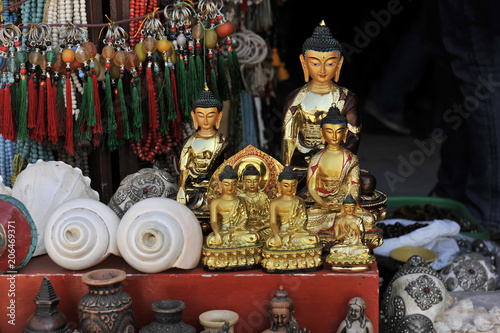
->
[[202, 165, 262, 270], [282, 20, 360, 170], [261, 166, 322, 272], [307, 106, 360, 212], [177, 87, 233, 216], [238, 164, 271, 239], [326, 194, 374, 271]]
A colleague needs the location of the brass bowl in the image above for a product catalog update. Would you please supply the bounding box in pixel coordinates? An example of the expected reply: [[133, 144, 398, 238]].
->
[[390, 246, 438, 264]]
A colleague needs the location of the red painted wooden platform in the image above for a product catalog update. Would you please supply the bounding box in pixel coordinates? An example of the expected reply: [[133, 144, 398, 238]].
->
[[0, 255, 379, 333]]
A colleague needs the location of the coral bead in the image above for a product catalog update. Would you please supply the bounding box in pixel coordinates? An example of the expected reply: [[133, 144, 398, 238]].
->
[[216, 22, 234, 38]]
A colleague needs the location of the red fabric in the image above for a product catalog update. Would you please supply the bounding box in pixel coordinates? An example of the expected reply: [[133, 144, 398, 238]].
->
[[64, 75, 74, 155]]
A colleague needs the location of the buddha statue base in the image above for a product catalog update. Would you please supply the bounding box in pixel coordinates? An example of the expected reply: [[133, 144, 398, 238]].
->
[[261, 246, 323, 273], [326, 253, 375, 272], [202, 245, 263, 271]]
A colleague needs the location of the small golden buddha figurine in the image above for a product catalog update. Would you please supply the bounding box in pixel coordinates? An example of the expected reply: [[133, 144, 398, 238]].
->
[[202, 165, 262, 270], [282, 20, 360, 170], [307, 106, 360, 212], [239, 164, 271, 238], [261, 166, 322, 272], [326, 194, 374, 271], [177, 88, 233, 219], [336, 297, 374, 333], [262, 286, 310, 333]]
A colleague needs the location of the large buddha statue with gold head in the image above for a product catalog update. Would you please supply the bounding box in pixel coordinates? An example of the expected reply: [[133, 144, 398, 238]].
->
[[282, 20, 360, 170], [177, 88, 233, 216]]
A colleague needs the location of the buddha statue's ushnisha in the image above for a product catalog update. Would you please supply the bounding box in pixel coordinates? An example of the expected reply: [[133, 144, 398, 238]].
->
[[177, 88, 233, 216], [261, 167, 322, 272], [282, 20, 360, 170], [262, 286, 310, 333], [202, 165, 263, 270], [307, 106, 360, 212], [325, 194, 374, 271], [238, 164, 271, 238]]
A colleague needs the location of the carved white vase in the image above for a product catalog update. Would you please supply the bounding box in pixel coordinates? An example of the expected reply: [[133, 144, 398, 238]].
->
[[117, 198, 203, 273], [45, 198, 120, 270], [11, 160, 99, 256]]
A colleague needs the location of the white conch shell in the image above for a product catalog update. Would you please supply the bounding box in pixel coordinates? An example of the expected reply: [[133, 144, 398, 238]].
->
[[489, 306, 500, 325], [45, 198, 120, 270], [0, 176, 11, 195], [433, 321, 451, 333], [11, 160, 99, 256], [117, 198, 202, 273]]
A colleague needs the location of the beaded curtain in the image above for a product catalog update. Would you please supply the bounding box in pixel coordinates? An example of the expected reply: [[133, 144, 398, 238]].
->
[[0, 0, 273, 187]]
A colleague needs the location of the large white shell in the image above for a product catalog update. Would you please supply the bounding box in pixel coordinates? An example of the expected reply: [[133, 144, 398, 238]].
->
[[108, 168, 178, 219], [117, 198, 202, 273], [11, 160, 99, 256], [0, 176, 11, 195], [45, 198, 120, 270]]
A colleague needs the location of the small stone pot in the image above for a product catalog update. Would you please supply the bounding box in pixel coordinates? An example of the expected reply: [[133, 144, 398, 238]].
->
[[78, 269, 135, 333], [139, 300, 195, 333], [199, 310, 239, 333]]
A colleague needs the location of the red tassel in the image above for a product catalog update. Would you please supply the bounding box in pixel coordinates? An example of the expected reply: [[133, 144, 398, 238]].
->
[[114, 88, 123, 139], [0, 84, 4, 134], [27, 76, 37, 136], [65, 74, 74, 155], [170, 70, 182, 139], [147, 65, 158, 131], [2, 85, 15, 141], [46, 75, 58, 144], [35, 81, 46, 142], [92, 72, 102, 147]]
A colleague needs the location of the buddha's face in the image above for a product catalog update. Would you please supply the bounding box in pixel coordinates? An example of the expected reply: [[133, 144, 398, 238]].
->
[[321, 123, 348, 147], [243, 175, 260, 193], [191, 107, 223, 131], [343, 203, 355, 215], [299, 50, 343, 83], [271, 307, 291, 327], [279, 179, 298, 196], [349, 304, 362, 321], [220, 178, 238, 196]]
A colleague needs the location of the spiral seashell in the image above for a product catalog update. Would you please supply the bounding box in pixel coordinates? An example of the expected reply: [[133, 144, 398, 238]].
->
[[118, 198, 202, 273], [0, 176, 11, 195], [12, 160, 99, 256], [45, 198, 120, 270]]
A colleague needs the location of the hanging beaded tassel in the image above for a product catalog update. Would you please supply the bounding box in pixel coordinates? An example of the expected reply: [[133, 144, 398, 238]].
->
[[102, 39, 118, 150]]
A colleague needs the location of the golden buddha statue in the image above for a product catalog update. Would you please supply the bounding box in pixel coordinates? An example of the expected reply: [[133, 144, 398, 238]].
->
[[282, 20, 360, 170], [307, 106, 360, 213], [262, 286, 310, 333], [238, 164, 271, 238], [177, 88, 233, 222], [326, 194, 374, 271], [261, 166, 322, 272], [202, 165, 263, 270]]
